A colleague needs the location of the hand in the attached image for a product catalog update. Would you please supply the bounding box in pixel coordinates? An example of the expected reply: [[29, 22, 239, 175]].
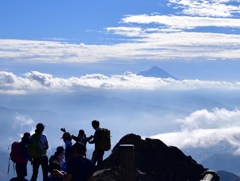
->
[[60, 128, 66, 132], [52, 169, 59, 177]]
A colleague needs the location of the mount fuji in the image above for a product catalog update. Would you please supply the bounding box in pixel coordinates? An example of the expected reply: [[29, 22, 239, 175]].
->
[[136, 66, 177, 79]]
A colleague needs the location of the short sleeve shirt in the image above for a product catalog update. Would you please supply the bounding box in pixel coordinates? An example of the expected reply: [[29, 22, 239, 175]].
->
[[66, 157, 95, 181]]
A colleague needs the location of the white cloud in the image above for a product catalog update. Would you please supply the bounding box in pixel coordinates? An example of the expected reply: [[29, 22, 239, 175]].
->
[[0, 29, 240, 64], [150, 108, 240, 153], [121, 14, 240, 29], [168, 0, 240, 17], [1, 71, 240, 94], [13, 113, 34, 128], [0, 1, 239, 65]]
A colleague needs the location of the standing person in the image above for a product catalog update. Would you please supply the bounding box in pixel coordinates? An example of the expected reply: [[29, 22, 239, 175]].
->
[[61, 131, 73, 166], [72, 129, 92, 148], [52, 142, 95, 181], [88, 120, 104, 170], [15, 132, 32, 181], [29, 123, 49, 181]]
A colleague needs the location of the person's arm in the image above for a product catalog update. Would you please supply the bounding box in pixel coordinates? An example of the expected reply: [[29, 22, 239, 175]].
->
[[72, 135, 79, 142], [88, 135, 94, 144], [44, 135, 49, 150], [85, 135, 92, 142]]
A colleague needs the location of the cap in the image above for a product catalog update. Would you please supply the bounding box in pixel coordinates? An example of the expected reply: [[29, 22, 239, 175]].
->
[[36, 123, 45, 130], [61, 132, 72, 140]]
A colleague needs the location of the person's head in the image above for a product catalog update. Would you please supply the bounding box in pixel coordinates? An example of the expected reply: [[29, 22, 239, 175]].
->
[[72, 142, 86, 158], [61, 132, 72, 142], [91, 120, 100, 130], [35, 123, 45, 133], [78, 129, 86, 137], [22, 132, 31, 142], [55, 146, 64, 155]]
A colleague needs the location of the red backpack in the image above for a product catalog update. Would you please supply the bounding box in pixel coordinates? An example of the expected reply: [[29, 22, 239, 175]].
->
[[10, 141, 26, 163]]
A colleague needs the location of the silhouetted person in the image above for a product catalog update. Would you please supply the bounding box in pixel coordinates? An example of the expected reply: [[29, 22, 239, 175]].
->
[[30, 123, 49, 181], [48, 146, 65, 173], [16, 132, 32, 181], [72, 129, 92, 153], [61, 131, 73, 166], [88, 120, 104, 170], [52, 142, 95, 181]]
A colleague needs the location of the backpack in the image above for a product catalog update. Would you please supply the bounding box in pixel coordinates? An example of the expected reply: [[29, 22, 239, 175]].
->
[[98, 128, 111, 151], [10, 141, 26, 163], [28, 134, 46, 159]]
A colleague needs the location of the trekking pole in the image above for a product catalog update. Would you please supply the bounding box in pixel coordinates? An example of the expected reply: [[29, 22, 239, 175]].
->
[[7, 144, 10, 174], [7, 158, 10, 174]]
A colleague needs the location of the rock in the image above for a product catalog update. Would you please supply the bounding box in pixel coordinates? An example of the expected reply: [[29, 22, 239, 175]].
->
[[93, 133, 214, 181]]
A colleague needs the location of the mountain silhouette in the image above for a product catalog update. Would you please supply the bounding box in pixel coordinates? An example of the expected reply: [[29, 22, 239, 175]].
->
[[217, 170, 240, 181], [137, 66, 177, 79]]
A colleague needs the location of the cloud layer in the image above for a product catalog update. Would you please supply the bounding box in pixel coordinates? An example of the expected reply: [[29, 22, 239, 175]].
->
[[1, 71, 240, 94], [151, 108, 240, 154]]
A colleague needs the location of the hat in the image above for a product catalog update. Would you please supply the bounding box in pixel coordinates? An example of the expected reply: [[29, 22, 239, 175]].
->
[[61, 132, 72, 140], [56, 146, 64, 154], [22, 132, 31, 139], [36, 123, 45, 130]]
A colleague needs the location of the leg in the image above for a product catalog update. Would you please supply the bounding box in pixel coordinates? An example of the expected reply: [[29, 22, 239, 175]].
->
[[92, 149, 97, 165], [40, 155, 49, 181], [16, 162, 26, 181], [30, 158, 40, 181], [96, 149, 104, 169]]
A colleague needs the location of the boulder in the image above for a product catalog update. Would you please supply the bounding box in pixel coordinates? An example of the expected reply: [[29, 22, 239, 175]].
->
[[93, 133, 212, 181]]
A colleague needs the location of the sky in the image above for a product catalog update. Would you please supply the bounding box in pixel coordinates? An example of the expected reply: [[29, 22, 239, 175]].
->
[[0, 0, 240, 80], [1, 0, 240, 159]]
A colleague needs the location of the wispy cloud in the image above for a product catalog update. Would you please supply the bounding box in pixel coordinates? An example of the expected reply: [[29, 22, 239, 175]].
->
[[151, 108, 240, 154], [13, 113, 34, 128], [120, 15, 240, 29], [168, 0, 240, 17], [1, 71, 240, 94]]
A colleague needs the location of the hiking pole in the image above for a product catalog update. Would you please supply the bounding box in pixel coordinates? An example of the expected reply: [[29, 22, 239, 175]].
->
[[7, 144, 11, 174], [7, 158, 10, 174]]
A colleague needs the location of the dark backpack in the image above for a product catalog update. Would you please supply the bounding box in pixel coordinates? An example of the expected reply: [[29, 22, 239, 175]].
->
[[98, 128, 111, 151], [28, 134, 46, 159], [10, 142, 26, 163]]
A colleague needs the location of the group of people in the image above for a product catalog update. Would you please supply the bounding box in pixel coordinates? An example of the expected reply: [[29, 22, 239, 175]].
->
[[12, 120, 107, 181]]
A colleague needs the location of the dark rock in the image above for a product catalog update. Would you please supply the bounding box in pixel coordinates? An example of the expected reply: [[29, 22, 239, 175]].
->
[[93, 133, 211, 181]]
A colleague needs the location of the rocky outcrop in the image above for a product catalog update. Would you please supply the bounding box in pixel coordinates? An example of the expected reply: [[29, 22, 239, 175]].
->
[[93, 133, 211, 181]]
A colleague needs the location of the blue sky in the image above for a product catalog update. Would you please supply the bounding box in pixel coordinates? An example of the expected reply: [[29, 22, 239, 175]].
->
[[1, 0, 240, 82]]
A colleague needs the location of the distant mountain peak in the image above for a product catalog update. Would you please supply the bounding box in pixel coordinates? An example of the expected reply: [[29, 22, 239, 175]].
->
[[137, 66, 177, 79]]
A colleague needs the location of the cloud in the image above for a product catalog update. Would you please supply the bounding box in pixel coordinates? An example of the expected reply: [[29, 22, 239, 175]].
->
[[168, 0, 240, 17], [1, 31, 240, 64], [13, 113, 34, 128], [121, 14, 240, 29], [150, 108, 240, 153], [0, 71, 240, 94], [0, 1, 239, 64]]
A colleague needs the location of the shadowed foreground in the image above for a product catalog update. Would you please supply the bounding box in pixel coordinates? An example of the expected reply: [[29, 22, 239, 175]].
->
[[93, 133, 220, 181]]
